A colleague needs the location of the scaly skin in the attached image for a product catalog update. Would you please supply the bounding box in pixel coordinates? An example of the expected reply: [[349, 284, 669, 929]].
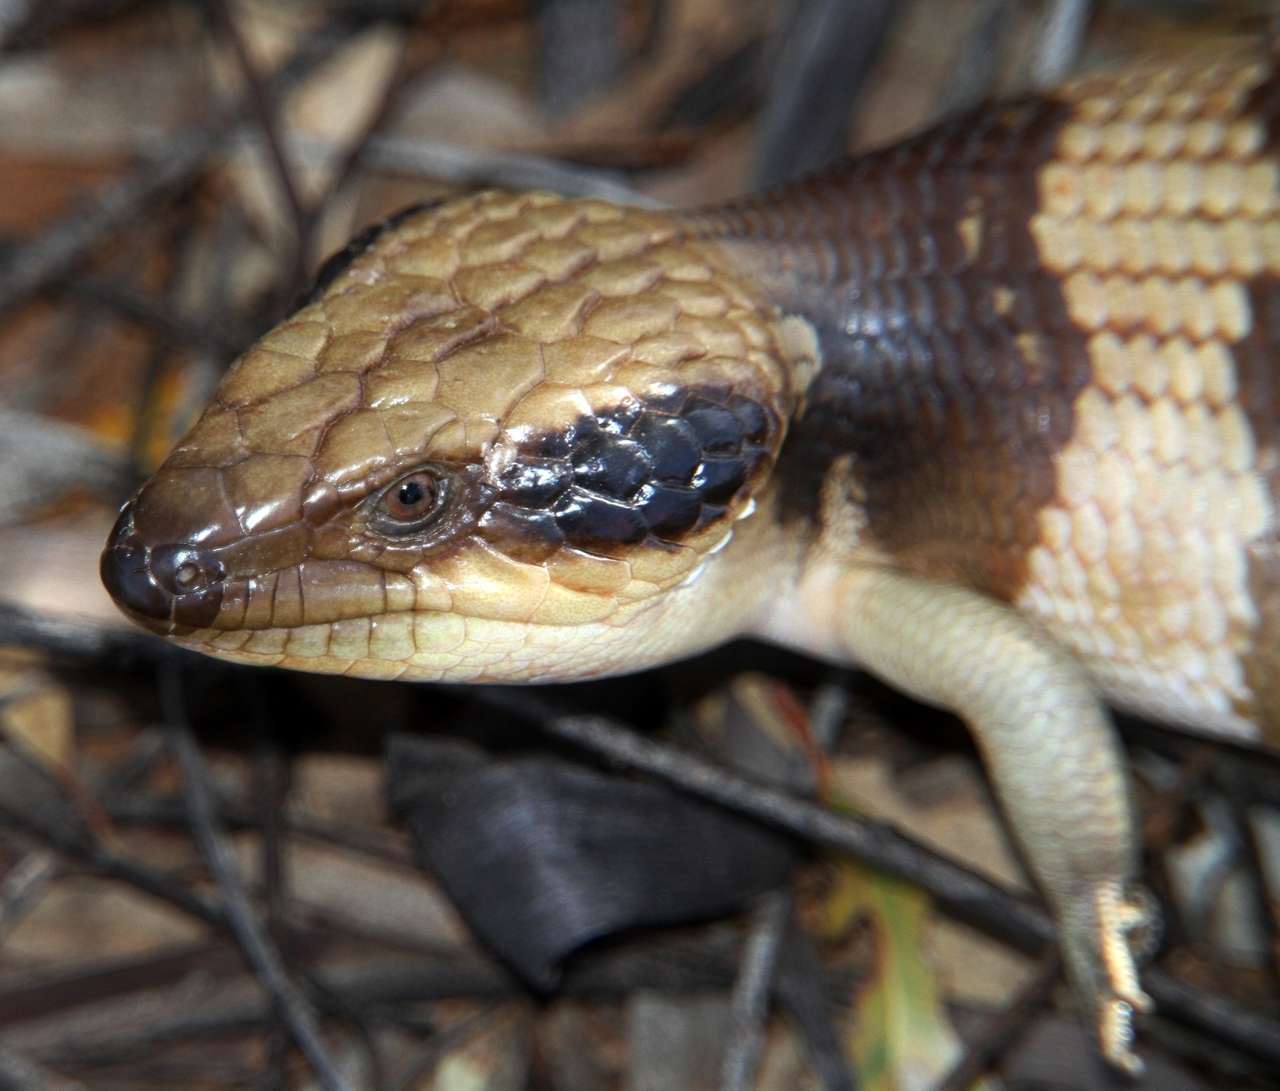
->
[[101, 38, 1280, 1074]]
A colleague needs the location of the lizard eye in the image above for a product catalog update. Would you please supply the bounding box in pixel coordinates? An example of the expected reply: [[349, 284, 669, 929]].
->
[[371, 469, 446, 534]]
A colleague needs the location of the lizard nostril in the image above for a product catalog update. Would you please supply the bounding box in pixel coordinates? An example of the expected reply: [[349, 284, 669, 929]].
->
[[172, 561, 202, 592], [150, 543, 224, 603]]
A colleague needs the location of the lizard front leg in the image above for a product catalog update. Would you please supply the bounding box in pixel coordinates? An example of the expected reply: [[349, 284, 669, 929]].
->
[[786, 563, 1154, 1074]]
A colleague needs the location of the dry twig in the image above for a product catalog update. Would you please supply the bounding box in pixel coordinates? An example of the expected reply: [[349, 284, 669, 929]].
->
[[161, 667, 352, 1091]]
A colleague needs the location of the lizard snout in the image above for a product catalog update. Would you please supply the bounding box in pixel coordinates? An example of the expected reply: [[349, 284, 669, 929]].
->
[[101, 502, 225, 630]]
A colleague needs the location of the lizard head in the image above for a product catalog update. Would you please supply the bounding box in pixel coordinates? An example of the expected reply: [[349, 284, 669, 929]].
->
[[101, 193, 810, 682]]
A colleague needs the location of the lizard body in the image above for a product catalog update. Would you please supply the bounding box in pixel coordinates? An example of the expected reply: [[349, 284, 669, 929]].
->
[[100, 38, 1280, 1073]]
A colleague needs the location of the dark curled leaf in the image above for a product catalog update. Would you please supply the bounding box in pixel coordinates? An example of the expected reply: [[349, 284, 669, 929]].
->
[[386, 736, 799, 990]]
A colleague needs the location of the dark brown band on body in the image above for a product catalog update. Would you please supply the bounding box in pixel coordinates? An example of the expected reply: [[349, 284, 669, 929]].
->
[[691, 95, 1086, 599]]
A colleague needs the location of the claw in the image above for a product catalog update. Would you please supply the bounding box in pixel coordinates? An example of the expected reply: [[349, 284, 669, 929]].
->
[[1100, 998, 1144, 1077], [1097, 884, 1155, 1013], [1061, 881, 1157, 1076]]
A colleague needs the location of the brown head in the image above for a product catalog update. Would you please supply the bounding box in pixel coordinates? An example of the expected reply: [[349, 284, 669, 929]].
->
[[101, 192, 813, 681]]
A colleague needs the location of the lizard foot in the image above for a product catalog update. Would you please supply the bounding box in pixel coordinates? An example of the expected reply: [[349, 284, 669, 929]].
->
[[1059, 881, 1156, 1076]]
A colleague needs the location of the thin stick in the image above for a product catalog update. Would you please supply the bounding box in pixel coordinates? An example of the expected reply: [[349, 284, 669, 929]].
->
[[160, 667, 353, 1091], [931, 952, 1059, 1091], [1031, 0, 1091, 86], [256, 738, 294, 1091], [752, 0, 896, 187], [0, 799, 224, 930], [206, 0, 313, 297], [0, 851, 56, 944], [720, 891, 791, 1091], [278, 132, 654, 204]]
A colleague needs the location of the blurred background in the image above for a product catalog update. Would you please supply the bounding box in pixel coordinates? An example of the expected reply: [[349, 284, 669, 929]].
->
[[1, 1, 1280, 1089]]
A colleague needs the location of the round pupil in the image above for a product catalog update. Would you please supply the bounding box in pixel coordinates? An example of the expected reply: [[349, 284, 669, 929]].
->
[[398, 480, 426, 508]]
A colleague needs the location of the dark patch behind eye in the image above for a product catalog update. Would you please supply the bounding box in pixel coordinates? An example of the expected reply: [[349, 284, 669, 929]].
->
[[294, 199, 448, 313], [480, 386, 779, 556]]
